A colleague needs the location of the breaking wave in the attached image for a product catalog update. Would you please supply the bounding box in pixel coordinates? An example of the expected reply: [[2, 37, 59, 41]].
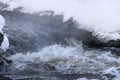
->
[[2, 0, 120, 41]]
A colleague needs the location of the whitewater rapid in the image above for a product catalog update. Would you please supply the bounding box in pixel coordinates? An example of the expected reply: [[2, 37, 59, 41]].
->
[[9, 43, 120, 80], [1, 10, 120, 79], [1, 0, 120, 80]]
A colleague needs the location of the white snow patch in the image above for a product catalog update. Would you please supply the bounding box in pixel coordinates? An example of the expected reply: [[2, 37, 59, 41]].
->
[[0, 15, 5, 33]]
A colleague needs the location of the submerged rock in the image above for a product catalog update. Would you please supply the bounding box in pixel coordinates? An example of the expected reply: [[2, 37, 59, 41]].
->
[[0, 75, 12, 80], [0, 37, 12, 79], [0, 50, 12, 80], [0, 49, 12, 67], [0, 33, 3, 46]]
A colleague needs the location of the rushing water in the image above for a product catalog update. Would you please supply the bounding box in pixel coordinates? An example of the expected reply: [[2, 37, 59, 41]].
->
[[0, 11, 120, 80]]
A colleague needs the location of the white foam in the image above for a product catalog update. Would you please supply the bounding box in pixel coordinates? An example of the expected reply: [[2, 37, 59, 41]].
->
[[8, 39, 120, 78], [103, 67, 119, 76], [76, 77, 88, 80], [0, 34, 9, 51], [103, 67, 120, 80]]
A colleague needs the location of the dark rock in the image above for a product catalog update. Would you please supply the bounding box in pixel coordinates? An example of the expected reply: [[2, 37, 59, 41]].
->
[[0, 49, 12, 72], [104, 40, 120, 47], [0, 33, 3, 46], [80, 30, 120, 48], [0, 75, 12, 80], [4, 58, 12, 64], [107, 47, 120, 56], [0, 56, 12, 66]]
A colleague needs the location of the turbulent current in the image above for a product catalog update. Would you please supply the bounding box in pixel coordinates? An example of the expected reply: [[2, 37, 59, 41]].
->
[[1, 11, 120, 80]]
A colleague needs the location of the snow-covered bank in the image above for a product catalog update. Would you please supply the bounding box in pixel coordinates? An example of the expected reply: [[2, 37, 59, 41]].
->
[[0, 15, 5, 33], [1, 0, 120, 42]]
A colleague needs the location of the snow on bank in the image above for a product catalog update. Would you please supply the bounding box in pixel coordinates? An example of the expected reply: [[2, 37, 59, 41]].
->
[[2, 0, 120, 42], [0, 15, 5, 33], [0, 15, 9, 51], [93, 28, 120, 42]]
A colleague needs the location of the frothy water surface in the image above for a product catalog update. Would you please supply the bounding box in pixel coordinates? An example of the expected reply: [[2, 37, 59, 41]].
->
[[1, 9, 120, 80], [7, 43, 120, 80]]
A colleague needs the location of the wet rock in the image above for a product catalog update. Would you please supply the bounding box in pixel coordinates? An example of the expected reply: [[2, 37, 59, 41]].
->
[[0, 49, 12, 72], [0, 33, 3, 46], [105, 47, 120, 56], [0, 57, 12, 67], [0, 75, 12, 80], [104, 40, 120, 47], [79, 30, 120, 48]]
